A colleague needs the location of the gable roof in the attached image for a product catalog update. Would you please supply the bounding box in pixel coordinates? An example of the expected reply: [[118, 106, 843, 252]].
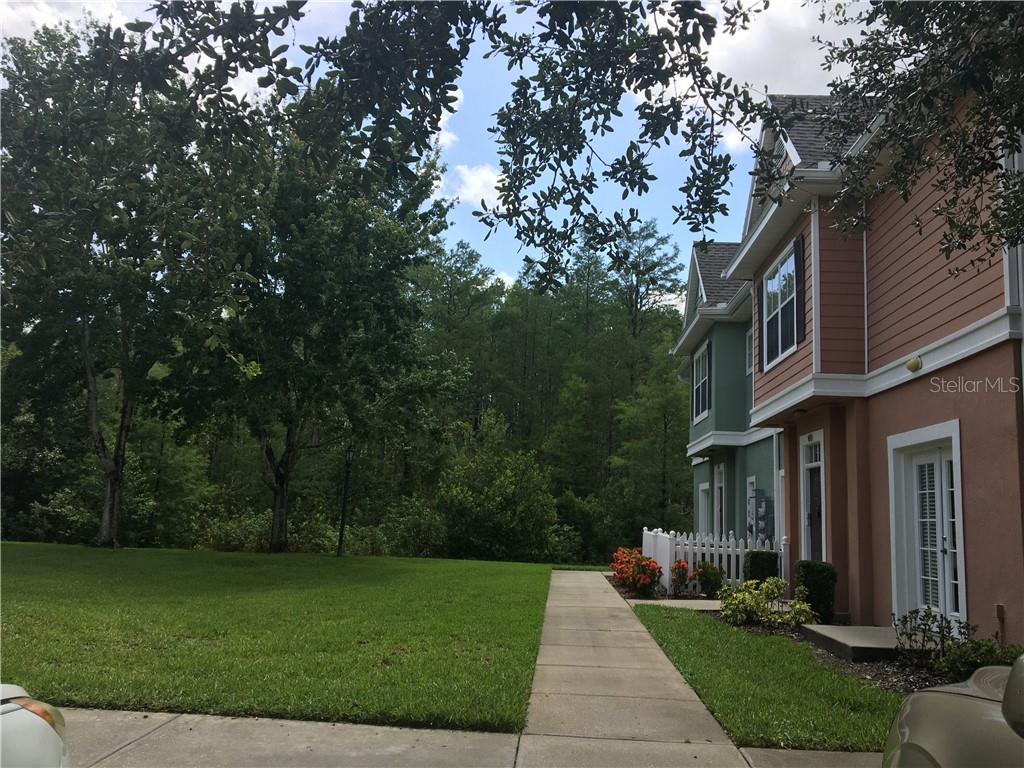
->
[[767, 94, 835, 169], [693, 242, 744, 306]]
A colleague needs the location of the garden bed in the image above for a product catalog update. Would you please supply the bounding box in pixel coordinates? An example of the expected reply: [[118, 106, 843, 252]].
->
[[703, 610, 949, 696], [603, 573, 716, 601]]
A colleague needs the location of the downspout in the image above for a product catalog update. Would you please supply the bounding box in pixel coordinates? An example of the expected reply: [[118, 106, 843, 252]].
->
[[863, 201, 869, 375]]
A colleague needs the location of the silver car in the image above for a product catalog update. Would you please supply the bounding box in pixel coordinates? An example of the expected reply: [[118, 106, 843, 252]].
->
[[883, 654, 1024, 767], [0, 684, 66, 768]]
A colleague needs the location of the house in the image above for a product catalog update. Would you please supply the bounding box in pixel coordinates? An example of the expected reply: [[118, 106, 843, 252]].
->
[[673, 94, 1024, 643], [672, 243, 784, 549]]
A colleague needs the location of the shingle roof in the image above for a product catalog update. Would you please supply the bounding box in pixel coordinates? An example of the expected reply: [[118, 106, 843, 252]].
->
[[768, 94, 834, 168], [694, 242, 745, 306]]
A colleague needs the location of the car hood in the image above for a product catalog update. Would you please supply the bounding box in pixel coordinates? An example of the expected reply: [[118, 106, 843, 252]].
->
[[929, 665, 1010, 702]]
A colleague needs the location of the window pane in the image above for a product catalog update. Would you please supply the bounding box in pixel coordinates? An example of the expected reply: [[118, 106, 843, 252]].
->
[[766, 314, 780, 362], [780, 298, 795, 352], [780, 255, 795, 301]]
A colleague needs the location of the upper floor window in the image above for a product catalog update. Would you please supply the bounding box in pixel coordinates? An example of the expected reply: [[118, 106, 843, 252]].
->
[[692, 342, 710, 422], [763, 247, 797, 367], [745, 329, 754, 374]]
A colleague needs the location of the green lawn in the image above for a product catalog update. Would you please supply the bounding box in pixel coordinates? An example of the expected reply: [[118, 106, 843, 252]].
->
[[1, 543, 552, 732], [635, 606, 901, 751]]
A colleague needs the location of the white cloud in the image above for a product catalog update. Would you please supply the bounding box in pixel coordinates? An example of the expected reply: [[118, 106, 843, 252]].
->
[[705, 1, 861, 97], [436, 87, 464, 151], [494, 270, 515, 288], [1, 1, 146, 40], [453, 163, 503, 209], [632, 2, 863, 107]]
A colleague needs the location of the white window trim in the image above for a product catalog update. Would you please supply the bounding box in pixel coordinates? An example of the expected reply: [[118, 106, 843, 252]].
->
[[698, 482, 711, 534], [745, 328, 754, 374], [713, 464, 726, 539], [692, 341, 710, 424], [886, 419, 967, 624], [762, 244, 798, 372], [799, 430, 826, 561]]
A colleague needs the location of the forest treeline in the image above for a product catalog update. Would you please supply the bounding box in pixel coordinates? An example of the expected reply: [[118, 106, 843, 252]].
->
[[1, 23, 693, 563], [2, 237, 694, 563]]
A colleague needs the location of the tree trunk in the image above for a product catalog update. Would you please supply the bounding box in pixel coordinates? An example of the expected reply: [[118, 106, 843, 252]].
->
[[262, 422, 301, 554], [96, 467, 123, 546], [81, 318, 134, 548], [270, 478, 289, 553]]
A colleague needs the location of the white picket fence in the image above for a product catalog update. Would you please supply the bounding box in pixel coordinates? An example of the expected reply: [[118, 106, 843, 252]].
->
[[641, 527, 780, 595]]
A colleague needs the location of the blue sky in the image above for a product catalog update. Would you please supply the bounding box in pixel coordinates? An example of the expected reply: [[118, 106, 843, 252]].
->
[[3, 1, 856, 287]]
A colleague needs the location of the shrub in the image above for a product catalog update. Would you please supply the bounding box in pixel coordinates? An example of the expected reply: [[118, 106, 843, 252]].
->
[[200, 508, 271, 552], [609, 547, 662, 597], [743, 550, 779, 581], [894, 607, 1024, 680], [382, 496, 448, 558], [670, 559, 690, 596], [720, 578, 817, 629], [439, 411, 556, 562], [344, 525, 389, 556], [545, 523, 584, 564], [795, 560, 837, 623], [689, 560, 725, 598]]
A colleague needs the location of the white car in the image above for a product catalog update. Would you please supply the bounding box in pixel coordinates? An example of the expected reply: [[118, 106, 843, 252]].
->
[[1, 685, 66, 768]]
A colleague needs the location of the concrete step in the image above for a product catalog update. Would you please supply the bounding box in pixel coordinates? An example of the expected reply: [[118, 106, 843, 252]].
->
[[801, 623, 900, 662]]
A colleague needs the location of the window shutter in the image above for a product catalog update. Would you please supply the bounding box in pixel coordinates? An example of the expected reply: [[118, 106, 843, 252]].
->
[[794, 233, 806, 343], [756, 280, 765, 372], [706, 339, 712, 411]]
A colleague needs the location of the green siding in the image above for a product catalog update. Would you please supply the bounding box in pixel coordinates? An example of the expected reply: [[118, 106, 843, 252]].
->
[[689, 437, 778, 540], [688, 322, 750, 439]]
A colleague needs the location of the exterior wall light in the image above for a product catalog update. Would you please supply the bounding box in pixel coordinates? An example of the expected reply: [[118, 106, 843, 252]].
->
[[906, 356, 923, 373]]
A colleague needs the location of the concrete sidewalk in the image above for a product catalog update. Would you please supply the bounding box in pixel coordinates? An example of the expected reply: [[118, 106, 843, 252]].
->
[[518, 570, 745, 767], [64, 708, 518, 768], [62, 570, 881, 767]]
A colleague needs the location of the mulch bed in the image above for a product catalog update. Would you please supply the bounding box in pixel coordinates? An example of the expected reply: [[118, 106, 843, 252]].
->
[[613, 577, 951, 696], [604, 574, 714, 602]]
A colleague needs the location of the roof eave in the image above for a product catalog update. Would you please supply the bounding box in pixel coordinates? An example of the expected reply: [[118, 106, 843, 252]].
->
[[670, 291, 751, 356], [723, 169, 841, 281]]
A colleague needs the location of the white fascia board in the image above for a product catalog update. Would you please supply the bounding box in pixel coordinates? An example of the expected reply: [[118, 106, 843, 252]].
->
[[724, 169, 842, 281], [671, 291, 751, 356], [687, 427, 782, 457], [748, 307, 1022, 425]]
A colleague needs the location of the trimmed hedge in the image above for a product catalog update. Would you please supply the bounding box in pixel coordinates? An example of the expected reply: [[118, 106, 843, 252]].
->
[[743, 550, 779, 582], [795, 560, 838, 624]]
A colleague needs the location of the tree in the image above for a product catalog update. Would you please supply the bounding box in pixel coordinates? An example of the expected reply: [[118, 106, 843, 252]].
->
[[605, 332, 693, 541], [438, 410, 556, 562], [818, 2, 1024, 271], [608, 220, 683, 340], [137, 1, 779, 287], [1, 23, 254, 545], [185, 124, 443, 552]]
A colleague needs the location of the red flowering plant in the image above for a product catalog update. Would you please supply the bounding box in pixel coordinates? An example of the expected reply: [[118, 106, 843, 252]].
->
[[688, 560, 725, 599], [670, 559, 690, 597], [610, 547, 663, 597]]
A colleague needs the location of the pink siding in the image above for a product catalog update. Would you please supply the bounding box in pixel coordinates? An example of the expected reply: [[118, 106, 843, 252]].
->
[[818, 210, 866, 374], [753, 215, 814, 404], [865, 165, 1005, 371]]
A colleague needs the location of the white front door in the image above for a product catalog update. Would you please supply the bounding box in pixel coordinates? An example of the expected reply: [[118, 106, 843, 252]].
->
[[912, 449, 963, 619]]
